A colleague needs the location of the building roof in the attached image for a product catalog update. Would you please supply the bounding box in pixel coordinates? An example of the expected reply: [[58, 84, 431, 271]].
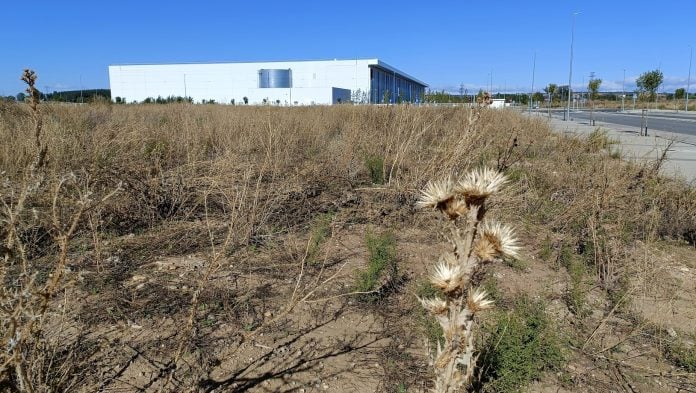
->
[[366, 59, 427, 87]]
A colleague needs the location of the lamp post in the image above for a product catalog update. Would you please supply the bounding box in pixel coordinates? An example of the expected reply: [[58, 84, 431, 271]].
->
[[621, 69, 625, 112], [565, 12, 580, 121], [529, 52, 536, 113], [687, 45, 692, 112]]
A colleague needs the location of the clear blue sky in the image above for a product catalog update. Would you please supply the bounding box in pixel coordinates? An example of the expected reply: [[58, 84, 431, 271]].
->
[[1, 0, 694, 96]]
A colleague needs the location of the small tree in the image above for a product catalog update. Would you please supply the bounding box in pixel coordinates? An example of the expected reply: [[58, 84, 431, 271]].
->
[[675, 88, 686, 100], [544, 84, 557, 101], [544, 84, 557, 116], [518, 94, 529, 106], [588, 78, 602, 125], [636, 69, 664, 106], [243, 96, 248, 105], [382, 89, 391, 104], [532, 92, 544, 107]]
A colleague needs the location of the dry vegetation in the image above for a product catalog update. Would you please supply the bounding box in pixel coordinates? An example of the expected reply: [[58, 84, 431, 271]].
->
[[550, 99, 696, 111], [1, 72, 695, 392]]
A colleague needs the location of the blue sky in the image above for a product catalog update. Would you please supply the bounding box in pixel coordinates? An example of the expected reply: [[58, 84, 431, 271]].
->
[[1, 1, 694, 96]]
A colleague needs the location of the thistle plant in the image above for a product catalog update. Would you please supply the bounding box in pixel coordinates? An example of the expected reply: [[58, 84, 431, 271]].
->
[[417, 168, 519, 392]]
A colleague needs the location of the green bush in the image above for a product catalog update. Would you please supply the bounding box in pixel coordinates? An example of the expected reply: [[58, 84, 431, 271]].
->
[[355, 231, 397, 301], [666, 336, 696, 372], [565, 258, 588, 317], [307, 212, 334, 264], [365, 155, 385, 184], [477, 297, 565, 392]]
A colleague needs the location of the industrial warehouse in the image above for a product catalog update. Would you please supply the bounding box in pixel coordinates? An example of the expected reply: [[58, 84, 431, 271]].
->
[[108, 59, 427, 105]]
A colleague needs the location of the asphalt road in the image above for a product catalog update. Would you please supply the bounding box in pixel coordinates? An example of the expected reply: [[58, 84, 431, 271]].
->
[[548, 110, 696, 137]]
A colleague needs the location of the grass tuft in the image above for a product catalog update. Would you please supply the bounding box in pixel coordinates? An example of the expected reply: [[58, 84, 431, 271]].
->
[[586, 128, 618, 153]]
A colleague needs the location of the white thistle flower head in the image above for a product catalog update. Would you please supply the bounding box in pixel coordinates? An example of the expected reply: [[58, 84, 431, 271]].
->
[[418, 297, 449, 316], [443, 198, 468, 220], [416, 179, 454, 210], [476, 221, 521, 260], [430, 262, 464, 294], [466, 287, 494, 313], [455, 167, 508, 205]]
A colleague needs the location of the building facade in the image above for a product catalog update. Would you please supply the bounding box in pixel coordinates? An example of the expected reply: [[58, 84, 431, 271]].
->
[[108, 59, 426, 105]]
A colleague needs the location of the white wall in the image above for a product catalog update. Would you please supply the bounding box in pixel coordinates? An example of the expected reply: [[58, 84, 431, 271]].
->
[[109, 60, 376, 105], [490, 99, 506, 108]]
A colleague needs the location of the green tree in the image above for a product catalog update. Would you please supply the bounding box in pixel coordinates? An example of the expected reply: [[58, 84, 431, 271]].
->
[[543, 84, 558, 116], [382, 89, 391, 104], [588, 78, 602, 125], [588, 78, 602, 101], [518, 94, 529, 105], [543, 84, 557, 101], [675, 88, 686, 100], [636, 69, 664, 104], [532, 92, 544, 106]]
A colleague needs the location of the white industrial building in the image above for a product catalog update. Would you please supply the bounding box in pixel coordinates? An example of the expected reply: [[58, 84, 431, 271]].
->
[[108, 59, 427, 105]]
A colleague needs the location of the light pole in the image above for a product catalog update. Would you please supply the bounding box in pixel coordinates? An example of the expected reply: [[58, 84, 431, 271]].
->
[[687, 45, 692, 112], [566, 12, 580, 121], [529, 51, 536, 113], [622, 69, 626, 112]]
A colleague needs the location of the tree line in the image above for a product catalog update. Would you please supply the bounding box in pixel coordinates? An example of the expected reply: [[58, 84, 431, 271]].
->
[[1, 89, 111, 103]]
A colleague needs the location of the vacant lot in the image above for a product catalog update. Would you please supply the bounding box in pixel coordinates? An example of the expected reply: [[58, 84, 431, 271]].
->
[[1, 100, 695, 392]]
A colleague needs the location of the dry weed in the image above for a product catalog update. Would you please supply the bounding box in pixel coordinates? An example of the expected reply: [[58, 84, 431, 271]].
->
[[0, 78, 694, 391]]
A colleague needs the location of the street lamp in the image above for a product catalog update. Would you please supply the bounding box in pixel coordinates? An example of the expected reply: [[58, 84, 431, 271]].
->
[[565, 12, 580, 121], [687, 45, 692, 112], [529, 51, 536, 113], [622, 69, 626, 112]]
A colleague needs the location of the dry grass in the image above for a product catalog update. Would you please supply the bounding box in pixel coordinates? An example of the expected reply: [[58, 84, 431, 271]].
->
[[1, 87, 695, 392]]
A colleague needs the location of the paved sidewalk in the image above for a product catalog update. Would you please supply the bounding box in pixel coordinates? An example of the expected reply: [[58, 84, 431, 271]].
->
[[530, 113, 696, 184]]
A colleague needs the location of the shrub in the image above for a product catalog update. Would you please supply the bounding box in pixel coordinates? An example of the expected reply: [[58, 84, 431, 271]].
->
[[355, 231, 397, 300], [365, 155, 385, 184], [307, 212, 334, 263], [477, 297, 565, 392], [666, 336, 696, 372]]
